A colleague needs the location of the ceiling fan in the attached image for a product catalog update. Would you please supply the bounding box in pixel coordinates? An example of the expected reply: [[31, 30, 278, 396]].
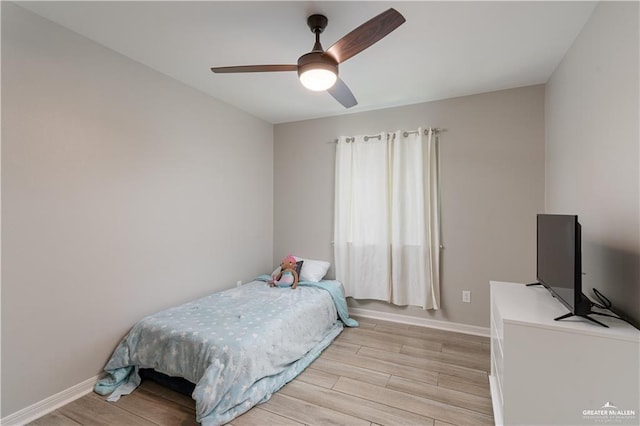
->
[[210, 8, 406, 109]]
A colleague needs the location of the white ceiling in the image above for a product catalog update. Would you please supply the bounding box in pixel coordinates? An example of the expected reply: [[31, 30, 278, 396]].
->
[[17, 1, 597, 124]]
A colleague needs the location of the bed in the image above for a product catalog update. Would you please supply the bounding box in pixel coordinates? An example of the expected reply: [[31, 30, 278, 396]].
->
[[94, 275, 357, 425]]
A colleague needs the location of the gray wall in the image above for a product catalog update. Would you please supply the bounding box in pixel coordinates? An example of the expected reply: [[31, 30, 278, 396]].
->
[[1, 3, 273, 417], [274, 85, 545, 328], [545, 2, 639, 325]]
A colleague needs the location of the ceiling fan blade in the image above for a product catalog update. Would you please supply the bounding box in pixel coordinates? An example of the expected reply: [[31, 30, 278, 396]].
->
[[211, 65, 298, 73], [327, 78, 357, 108], [325, 8, 405, 64]]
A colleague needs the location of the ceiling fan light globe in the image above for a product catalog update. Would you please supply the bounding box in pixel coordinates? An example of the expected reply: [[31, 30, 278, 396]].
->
[[299, 68, 337, 91]]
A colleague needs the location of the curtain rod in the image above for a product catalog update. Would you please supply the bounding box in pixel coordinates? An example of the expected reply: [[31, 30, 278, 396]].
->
[[329, 127, 446, 144]]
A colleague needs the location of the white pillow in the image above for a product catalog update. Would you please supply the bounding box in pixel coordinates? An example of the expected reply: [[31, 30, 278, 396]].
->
[[294, 256, 330, 282]]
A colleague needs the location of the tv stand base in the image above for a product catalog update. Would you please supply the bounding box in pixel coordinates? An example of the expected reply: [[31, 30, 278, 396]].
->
[[554, 311, 608, 328]]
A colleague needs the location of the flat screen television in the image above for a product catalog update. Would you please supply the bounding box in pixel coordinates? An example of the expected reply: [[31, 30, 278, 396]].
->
[[534, 214, 607, 327]]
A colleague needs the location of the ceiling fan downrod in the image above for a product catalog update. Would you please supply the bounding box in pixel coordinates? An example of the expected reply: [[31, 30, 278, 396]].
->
[[307, 14, 328, 52]]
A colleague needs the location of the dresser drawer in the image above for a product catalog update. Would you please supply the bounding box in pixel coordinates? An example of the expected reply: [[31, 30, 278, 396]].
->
[[492, 297, 504, 341], [491, 352, 504, 407], [491, 315, 504, 362], [492, 335, 504, 388]]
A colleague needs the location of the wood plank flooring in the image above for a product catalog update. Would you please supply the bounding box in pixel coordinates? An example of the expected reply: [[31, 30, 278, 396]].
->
[[29, 317, 493, 426]]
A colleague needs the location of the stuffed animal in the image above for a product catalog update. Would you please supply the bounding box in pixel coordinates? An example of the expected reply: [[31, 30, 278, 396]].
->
[[269, 254, 299, 289]]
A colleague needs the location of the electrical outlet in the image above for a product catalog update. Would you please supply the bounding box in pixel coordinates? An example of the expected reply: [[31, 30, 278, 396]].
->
[[462, 290, 471, 303], [236, 280, 242, 288]]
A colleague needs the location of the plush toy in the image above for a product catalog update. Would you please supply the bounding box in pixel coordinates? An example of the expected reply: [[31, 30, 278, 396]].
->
[[269, 254, 299, 289]]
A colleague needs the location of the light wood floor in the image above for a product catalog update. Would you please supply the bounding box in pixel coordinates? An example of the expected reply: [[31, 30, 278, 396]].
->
[[30, 317, 494, 426]]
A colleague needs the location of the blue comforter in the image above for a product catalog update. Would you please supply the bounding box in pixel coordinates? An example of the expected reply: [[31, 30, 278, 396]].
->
[[95, 279, 357, 425]]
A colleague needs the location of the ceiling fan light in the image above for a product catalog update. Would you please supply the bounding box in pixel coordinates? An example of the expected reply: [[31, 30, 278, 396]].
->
[[299, 68, 337, 91]]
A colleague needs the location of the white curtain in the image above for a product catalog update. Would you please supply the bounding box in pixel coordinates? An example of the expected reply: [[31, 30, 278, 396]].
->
[[334, 128, 440, 309], [334, 133, 390, 301]]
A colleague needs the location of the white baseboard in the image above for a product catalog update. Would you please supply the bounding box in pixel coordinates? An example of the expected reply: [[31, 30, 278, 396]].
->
[[1, 374, 101, 426], [349, 307, 490, 337]]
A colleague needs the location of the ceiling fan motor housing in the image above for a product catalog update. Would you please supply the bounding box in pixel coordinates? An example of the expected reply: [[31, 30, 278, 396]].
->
[[297, 52, 338, 79]]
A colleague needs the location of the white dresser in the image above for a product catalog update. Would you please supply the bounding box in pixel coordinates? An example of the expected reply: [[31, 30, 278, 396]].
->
[[490, 281, 639, 426]]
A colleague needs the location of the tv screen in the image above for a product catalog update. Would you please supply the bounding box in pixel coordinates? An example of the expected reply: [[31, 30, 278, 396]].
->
[[536, 214, 580, 312]]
